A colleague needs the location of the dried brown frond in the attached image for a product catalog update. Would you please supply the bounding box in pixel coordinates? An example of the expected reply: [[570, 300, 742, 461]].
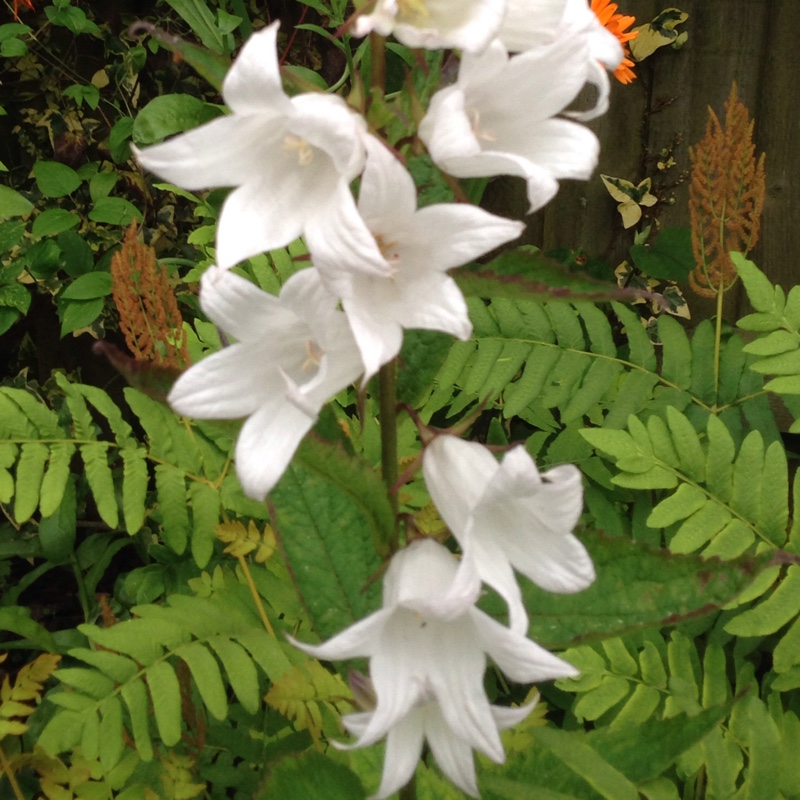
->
[[688, 83, 766, 297], [110, 224, 190, 369]]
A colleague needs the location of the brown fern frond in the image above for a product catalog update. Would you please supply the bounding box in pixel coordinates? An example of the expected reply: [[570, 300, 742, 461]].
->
[[688, 83, 766, 296], [110, 224, 190, 369]]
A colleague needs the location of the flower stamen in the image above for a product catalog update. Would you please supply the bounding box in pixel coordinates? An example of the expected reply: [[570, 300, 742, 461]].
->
[[283, 134, 314, 166]]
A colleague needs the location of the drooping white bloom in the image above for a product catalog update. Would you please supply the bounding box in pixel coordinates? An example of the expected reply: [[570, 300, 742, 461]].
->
[[291, 539, 576, 798], [317, 137, 524, 381], [418, 36, 600, 214], [168, 266, 363, 500], [423, 435, 595, 634], [498, 0, 625, 120], [134, 22, 387, 274], [353, 0, 507, 53]]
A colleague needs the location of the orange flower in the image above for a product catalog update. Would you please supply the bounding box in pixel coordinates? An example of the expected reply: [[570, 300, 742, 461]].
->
[[591, 0, 639, 84]]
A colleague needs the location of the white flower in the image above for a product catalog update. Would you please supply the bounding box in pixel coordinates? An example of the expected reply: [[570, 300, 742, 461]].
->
[[498, 0, 625, 119], [354, 0, 507, 53], [168, 266, 363, 500], [422, 435, 595, 634], [318, 137, 523, 381], [418, 36, 600, 214], [291, 539, 576, 798], [134, 22, 387, 274]]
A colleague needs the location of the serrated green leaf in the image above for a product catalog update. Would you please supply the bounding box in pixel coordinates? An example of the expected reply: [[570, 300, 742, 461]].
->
[[178, 641, 227, 720], [209, 636, 260, 714], [669, 500, 731, 554], [759, 440, 789, 544], [647, 483, 707, 528], [156, 464, 189, 554], [270, 459, 383, 641], [121, 679, 153, 761], [725, 565, 800, 636], [81, 442, 119, 528], [145, 660, 181, 745], [121, 448, 148, 535], [14, 441, 47, 523], [189, 480, 219, 568], [99, 695, 124, 770]]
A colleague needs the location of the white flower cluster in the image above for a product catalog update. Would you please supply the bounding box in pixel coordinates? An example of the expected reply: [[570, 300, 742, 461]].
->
[[134, 2, 620, 795]]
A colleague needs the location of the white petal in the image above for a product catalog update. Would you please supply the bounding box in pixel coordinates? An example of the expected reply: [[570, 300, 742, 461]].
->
[[491, 697, 539, 730], [198, 266, 288, 340], [289, 93, 367, 181], [287, 608, 393, 661], [221, 22, 291, 115], [358, 136, 417, 225], [498, 0, 567, 51], [418, 87, 480, 165], [472, 609, 579, 682], [167, 344, 277, 420], [305, 185, 390, 277], [424, 705, 481, 796], [234, 401, 315, 499], [133, 114, 282, 191], [423, 435, 500, 540], [371, 710, 426, 800], [406, 205, 523, 271]]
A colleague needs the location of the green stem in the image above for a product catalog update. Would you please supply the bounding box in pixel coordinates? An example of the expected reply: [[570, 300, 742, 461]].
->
[[0, 743, 25, 800], [70, 553, 94, 623], [370, 31, 386, 95], [379, 360, 399, 551], [713, 281, 724, 406]]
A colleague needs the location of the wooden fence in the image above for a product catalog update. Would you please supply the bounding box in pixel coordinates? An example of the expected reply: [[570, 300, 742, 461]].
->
[[483, 0, 799, 321]]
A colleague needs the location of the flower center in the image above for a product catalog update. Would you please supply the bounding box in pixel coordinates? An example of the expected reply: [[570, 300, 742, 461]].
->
[[397, 0, 429, 23], [301, 339, 324, 372], [468, 109, 497, 143], [283, 134, 314, 166]]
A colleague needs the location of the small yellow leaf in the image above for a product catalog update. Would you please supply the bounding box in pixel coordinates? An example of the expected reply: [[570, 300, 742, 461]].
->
[[91, 69, 110, 89], [630, 8, 689, 61]]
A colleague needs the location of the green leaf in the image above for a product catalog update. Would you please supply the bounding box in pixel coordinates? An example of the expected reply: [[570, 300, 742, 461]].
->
[[59, 297, 104, 335], [732, 252, 776, 313], [178, 641, 227, 720], [88, 197, 142, 226], [724, 565, 800, 636], [209, 637, 260, 714], [121, 680, 153, 761], [39, 476, 77, 564], [121, 448, 148, 535], [14, 441, 47, 523], [132, 94, 222, 145], [502, 531, 773, 649], [164, 0, 227, 53], [256, 751, 365, 800], [145, 660, 182, 746], [61, 271, 112, 301], [99, 695, 124, 770], [270, 456, 384, 640], [155, 464, 189, 554], [33, 161, 82, 198], [32, 208, 80, 238], [629, 227, 693, 282], [0, 185, 33, 219], [533, 727, 639, 800], [81, 442, 119, 528], [0, 283, 31, 314], [189, 480, 219, 568]]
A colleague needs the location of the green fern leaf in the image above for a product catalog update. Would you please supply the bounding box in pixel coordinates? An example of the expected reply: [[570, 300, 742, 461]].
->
[[81, 442, 119, 528], [704, 414, 736, 502], [502, 347, 561, 418], [121, 447, 148, 535], [658, 316, 692, 389], [69, 648, 138, 683], [725, 566, 800, 636], [0, 392, 37, 438], [647, 483, 707, 528], [666, 406, 705, 482], [669, 500, 731, 554], [39, 442, 76, 518], [562, 360, 622, 424], [99, 695, 124, 770], [576, 301, 617, 356], [730, 431, 764, 522], [178, 641, 228, 721], [54, 667, 115, 699], [146, 660, 182, 746], [189, 481, 220, 568], [758, 440, 789, 544], [611, 302, 656, 369], [0, 441, 16, 503], [2, 387, 61, 437], [573, 675, 631, 722], [664, 632, 700, 717], [156, 464, 189, 554], [689, 321, 716, 404], [61, 383, 97, 440], [73, 381, 135, 446], [603, 372, 660, 429], [208, 636, 260, 714], [14, 441, 48, 523], [612, 684, 662, 728], [121, 679, 153, 761], [639, 641, 667, 690]]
